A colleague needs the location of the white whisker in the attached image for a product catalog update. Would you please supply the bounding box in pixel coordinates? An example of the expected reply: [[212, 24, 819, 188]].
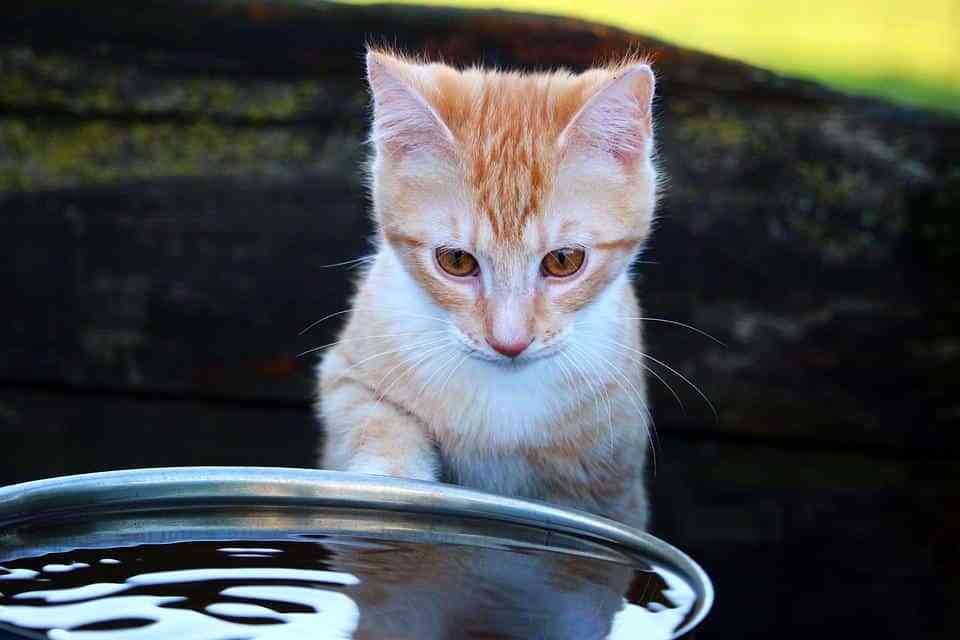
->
[[299, 308, 354, 336], [297, 329, 448, 358], [599, 336, 686, 413], [553, 350, 577, 392], [412, 348, 462, 408], [317, 255, 375, 269], [355, 340, 452, 437], [616, 316, 726, 346], [331, 336, 451, 380], [300, 306, 454, 336], [435, 351, 471, 398], [567, 343, 616, 453], [574, 322, 688, 412], [576, 339, 651, 423], [376, 341, 451, 404], [595, 334, 718, 420], [601, 345, 657, 474], [555, 350, 588, 421], [573, 340, 656, 470]]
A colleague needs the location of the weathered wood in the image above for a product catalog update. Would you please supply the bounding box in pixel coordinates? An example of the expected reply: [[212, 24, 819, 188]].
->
[[0, 45, 345, 125], [651, 437, 954, 639], [1, 175, 370, 398], [1, 0, 958, 456], [0, 115, 366, 190], [0, 390, 317, 483]]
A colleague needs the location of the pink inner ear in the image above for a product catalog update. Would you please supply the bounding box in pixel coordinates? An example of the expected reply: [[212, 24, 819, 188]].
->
[[366, 53, 454, 157], [561, 65, 655, 165]]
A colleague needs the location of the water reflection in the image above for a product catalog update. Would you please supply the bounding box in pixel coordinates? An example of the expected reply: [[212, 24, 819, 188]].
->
[[0, 537, 696, 640]]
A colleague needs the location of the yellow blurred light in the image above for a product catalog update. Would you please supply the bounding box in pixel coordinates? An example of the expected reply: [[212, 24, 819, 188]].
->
[[343, 0, 960, 113]]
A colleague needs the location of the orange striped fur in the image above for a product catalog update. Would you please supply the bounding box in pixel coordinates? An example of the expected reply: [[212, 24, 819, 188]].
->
[[317, 49, 658, 528]]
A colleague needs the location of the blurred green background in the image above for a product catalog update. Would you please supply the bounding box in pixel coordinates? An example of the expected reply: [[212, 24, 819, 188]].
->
[[347, 0, 960, 114]]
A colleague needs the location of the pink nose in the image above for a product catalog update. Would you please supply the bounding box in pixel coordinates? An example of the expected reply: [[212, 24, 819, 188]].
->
[[486, 336, 533, 358]]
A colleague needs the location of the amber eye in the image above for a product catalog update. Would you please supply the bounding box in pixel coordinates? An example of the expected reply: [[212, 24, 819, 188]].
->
[[436, 248, 479, 277], [541, 247, 586, 278]]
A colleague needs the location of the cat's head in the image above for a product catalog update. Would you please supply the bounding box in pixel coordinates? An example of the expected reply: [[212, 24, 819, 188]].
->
[[366, 50, 657, 365]]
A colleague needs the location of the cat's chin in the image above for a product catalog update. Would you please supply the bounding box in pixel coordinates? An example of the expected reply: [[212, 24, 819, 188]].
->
[[467, 346, 562, 369]]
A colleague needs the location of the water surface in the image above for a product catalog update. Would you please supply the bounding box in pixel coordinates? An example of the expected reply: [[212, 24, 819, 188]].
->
[[0, 536, 695, 639]]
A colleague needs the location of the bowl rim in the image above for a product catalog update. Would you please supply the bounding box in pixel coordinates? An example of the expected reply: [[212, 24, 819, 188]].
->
[[0, 466, 713, 636]]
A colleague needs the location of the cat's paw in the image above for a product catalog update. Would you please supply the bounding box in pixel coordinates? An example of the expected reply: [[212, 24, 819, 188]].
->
[[346, 455, 437, 483]]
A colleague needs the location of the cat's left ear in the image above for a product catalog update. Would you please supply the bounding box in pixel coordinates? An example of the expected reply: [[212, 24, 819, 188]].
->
[[365, 51, 456, 159], [559, 64, 655, 166]]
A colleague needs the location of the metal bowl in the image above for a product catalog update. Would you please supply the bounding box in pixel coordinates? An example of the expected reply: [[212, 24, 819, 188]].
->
[[0, 467, 713, 638]]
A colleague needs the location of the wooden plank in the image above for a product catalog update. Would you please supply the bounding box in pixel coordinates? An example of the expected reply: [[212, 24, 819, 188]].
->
[[1, 175, 370, 400], [649, 436, 955, 639], [0, 390, 317, 486], [0, 114, 366, 190], [0, 44, 360, 125]]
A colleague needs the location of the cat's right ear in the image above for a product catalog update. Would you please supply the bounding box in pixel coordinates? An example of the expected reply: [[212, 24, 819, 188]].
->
[[558, 63, 655, 167], [365, 51, 456, 159]]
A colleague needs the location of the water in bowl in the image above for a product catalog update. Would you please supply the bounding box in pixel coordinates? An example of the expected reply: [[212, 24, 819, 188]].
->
[[0, 535, 696, 640]]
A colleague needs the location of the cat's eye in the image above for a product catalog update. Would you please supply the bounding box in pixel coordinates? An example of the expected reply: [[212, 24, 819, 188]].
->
[[541, 248, 586, 278], [436, 248, 479, 277]]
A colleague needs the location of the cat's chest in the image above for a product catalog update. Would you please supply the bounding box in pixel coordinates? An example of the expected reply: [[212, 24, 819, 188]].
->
[[439, 449, 540, 498]]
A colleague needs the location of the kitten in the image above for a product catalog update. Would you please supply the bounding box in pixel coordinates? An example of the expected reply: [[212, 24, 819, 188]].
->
[[317, 49, 657, 529]]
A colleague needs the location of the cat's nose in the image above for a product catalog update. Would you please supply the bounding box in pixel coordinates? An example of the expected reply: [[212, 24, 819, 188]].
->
[[486, 336, 533, 358]]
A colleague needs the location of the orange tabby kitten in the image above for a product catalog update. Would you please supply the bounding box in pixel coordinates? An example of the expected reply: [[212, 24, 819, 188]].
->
[[318, 50, 657, 529]]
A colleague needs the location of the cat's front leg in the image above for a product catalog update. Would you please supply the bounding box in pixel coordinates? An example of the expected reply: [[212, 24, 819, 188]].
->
[[319, 372, 439, 482]]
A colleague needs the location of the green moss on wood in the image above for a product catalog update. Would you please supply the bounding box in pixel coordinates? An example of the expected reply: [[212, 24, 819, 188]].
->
[[675, 113, 751, 149], [0, 116, 365, 190], [0, 45, 332, 122]]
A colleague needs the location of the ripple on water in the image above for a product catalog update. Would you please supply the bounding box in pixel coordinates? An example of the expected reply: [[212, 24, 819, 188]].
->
[[42, 564, 90, 574], [0, 568, 40, 581], [0, 539, 696, 640]]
